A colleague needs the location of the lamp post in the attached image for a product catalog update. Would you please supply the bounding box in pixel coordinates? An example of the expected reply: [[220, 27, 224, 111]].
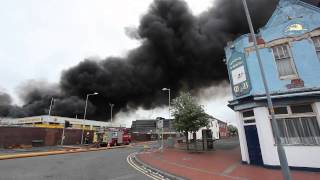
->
[[109, 103, 114, 122], [240, 0, 291, 179], [48, 97, 54, 116], [162, 88, 171, 137], [81, 92, 98, 144], [161, 88, 171, 119]]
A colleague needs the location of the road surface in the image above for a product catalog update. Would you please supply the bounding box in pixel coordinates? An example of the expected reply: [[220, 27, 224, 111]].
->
[[0, 146, 150, 180]]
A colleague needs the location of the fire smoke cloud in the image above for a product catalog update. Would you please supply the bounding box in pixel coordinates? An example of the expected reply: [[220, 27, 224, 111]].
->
[[1, 0, 318, 120]]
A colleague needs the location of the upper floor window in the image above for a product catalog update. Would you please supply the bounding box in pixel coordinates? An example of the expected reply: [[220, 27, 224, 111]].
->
[[272, 44, 297, 79], [312, 36, 320, 60]]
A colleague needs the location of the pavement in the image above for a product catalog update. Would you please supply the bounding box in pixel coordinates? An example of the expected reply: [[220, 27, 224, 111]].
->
[[137, 137, 320, 180], [0, 145, 150, 180], [0, 146, 65, 156], [0, 144, 130, 160]]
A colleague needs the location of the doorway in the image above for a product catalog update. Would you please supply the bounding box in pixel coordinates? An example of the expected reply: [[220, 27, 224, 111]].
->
[[244, 125, 263, 166]]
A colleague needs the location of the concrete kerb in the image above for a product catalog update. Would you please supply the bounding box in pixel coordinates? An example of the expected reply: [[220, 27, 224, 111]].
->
[[0, 145, 130, 160], [134, 152, 186, 180]]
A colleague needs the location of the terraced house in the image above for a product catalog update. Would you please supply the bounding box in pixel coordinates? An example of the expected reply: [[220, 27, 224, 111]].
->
[[225, 0, 320, 170]]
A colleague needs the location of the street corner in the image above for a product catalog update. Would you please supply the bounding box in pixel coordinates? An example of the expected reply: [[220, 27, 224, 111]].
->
[[127, 151, 185, 180], [133, 145, 320, 180]]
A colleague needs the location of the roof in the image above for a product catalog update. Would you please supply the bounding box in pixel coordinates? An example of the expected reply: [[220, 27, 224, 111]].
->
[[225, 0, 320, 54], [0, 115, 115, 127]]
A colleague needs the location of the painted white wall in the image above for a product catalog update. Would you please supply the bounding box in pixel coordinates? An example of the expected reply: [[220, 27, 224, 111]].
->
[[188, 119, 219, 140], [253, 104, 320, 168], [236, 111, 249, 163], [254, 107, 279, 165]]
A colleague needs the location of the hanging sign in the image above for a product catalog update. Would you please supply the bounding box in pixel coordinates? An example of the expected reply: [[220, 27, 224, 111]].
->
[[228, 51, 251, 97]]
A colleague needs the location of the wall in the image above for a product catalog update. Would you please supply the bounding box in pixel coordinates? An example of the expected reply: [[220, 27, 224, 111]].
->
[[236, 111, 250, 163], [225, 1, 320, 99], [131, 133, 158, 142], [187, 120, 220, 140], [0, 127, 94, 148], [219, 122, 229, 138], [246, 38, 320, 95]]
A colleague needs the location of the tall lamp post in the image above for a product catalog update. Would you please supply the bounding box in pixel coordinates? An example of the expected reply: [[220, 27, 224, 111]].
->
[[109, 103, 114, 122], [162, 88, 171, 135], [81, 92, 98, 144], [48, 97, 54, 116], [240, 0, 291, 179]]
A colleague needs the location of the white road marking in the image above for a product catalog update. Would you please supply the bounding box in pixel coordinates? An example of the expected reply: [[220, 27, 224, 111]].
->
[[126, 152, 163, 180]]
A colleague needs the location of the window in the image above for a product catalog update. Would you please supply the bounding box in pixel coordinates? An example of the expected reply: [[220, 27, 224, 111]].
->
[[271, 104, 320, 145], [291, 104, 313, 114], [312, 36, 320, 60], [242, 110, 255, 124], [243, 110, 254, 118], [272, 44, 297, 78], [274, 106, 288, 115]]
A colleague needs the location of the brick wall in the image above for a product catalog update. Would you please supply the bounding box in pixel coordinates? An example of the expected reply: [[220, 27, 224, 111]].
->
[[0, 126, 94, 148]]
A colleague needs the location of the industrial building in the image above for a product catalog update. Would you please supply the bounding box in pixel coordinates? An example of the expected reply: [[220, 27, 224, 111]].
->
[[225, 0, 320, 169], [130, 119, 175, 141], [0, 115, 119, 130]]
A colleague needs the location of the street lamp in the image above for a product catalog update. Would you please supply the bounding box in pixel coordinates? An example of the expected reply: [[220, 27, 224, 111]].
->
[[48, 97, 54, 116], [240, 0, 291, 179], [162, 88, 171, 134], [109, 103, 114, 122], [81, 92, 98, 144]]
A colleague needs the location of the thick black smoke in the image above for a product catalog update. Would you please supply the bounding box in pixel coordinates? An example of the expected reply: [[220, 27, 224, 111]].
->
[[1, 0, 318, 120]]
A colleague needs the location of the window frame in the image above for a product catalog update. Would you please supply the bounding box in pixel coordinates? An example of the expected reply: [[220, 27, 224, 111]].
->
[[270, 103, 320, 146], [271, 43, 298, 80], [311, 36, 320, 61], [242, 110, 256, 125]]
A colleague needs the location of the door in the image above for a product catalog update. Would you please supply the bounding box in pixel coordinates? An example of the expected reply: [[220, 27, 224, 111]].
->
[[244, 125, 263, 166]]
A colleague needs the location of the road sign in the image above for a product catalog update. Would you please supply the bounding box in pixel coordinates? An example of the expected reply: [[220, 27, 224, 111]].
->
[[157, 119, 163, 129]]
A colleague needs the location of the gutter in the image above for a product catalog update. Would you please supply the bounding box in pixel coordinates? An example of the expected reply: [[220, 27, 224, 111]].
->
[[254, 90, 320, 100]]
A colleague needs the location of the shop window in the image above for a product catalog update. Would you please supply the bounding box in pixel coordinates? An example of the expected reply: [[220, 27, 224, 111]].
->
[[274, 106, 288, 115], [291, 104, 313, 114], [312, 36, 320, 60], [272, 44, 297, 79], [271, 104, 320, 145]]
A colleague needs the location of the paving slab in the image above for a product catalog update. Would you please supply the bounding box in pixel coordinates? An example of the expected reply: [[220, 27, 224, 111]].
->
[[137, 139, 320, 180]]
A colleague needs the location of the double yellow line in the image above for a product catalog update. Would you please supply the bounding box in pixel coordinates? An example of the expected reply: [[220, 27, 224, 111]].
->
[[126, 152, 164, 180]]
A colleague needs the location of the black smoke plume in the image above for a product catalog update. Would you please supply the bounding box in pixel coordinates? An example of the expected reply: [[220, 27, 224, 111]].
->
[[1, 0, 318, 120]]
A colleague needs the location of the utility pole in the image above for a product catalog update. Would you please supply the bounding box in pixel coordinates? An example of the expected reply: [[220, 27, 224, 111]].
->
[[162, 88, 171, 135], [109, 103, 114, 122], [48, 97, 54, 116], [240, 0, 291, 179], [81, 92, 98, 144], [61, 122, 66, 146]]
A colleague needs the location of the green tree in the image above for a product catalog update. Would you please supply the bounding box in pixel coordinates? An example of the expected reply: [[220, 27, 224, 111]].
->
[[227, 125, 238, 136], [171, 92, 210, 150]]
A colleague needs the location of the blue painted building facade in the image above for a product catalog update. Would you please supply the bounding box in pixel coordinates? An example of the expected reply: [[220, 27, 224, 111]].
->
[[225, 0, 320, 169]]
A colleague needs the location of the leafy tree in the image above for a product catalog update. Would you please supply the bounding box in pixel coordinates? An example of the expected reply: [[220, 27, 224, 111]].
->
[[171, 92, 210, 150], [227, 124, 238, 136]]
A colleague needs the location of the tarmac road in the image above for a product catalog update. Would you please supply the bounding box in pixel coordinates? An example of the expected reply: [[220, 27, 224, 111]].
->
[[0, 146, 150, 180]]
